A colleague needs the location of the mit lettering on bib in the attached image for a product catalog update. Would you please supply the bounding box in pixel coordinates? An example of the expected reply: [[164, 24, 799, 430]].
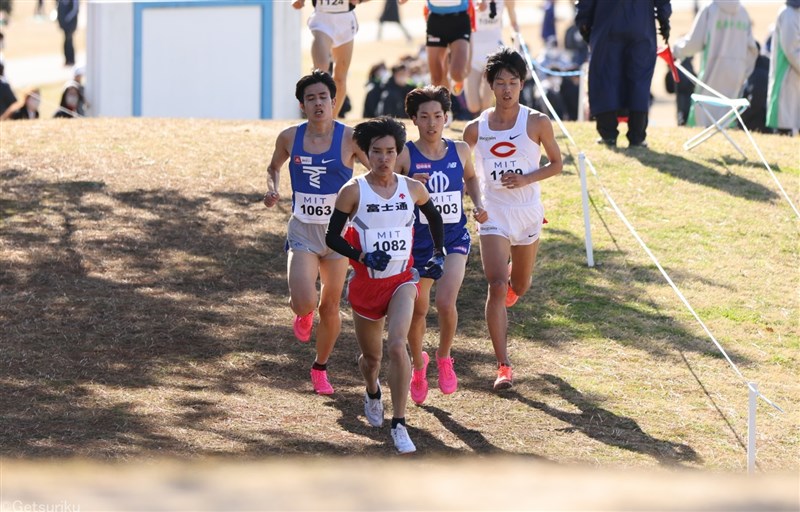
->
[[420, 192, 461, 224], [364, 226, 413, 260], [293, 192, 336, 224], [484, 157, 530, 189]]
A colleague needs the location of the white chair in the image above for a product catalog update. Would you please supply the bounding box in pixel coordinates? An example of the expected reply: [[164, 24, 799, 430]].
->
[[684, 93, 751, 158]]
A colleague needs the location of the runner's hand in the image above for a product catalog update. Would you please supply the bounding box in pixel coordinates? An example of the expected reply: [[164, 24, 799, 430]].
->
[[472, 206, 488, 224], [363, 250, 391, 271], [424, 249, 445, 280], [263, 191, 280, 208]]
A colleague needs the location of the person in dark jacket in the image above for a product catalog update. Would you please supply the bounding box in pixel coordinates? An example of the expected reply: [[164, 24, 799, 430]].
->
[[575, 0, 672, 147], [1, 88, 40, 120], [664, 57, 695, 126], [54, 80, 81, 118], [363, 62, 387, 118], [0, 61, 17, 116], [376, 63, 414, 118], [740, 46, 770, 133], [57, 0, 79, 66]]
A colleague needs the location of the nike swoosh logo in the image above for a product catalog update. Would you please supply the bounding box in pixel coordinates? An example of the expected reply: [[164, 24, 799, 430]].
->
[[528, 234, 536, 237], [322, 158, 336, 164], [509, 134, 521, 140]]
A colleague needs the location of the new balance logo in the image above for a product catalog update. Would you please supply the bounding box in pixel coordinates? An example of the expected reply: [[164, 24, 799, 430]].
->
[[447, 162, 458, 168], [303, 165, 326, 189]]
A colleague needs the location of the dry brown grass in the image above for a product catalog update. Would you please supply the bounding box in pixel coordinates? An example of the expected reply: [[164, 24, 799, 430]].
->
[[1, 118, 797, 478]]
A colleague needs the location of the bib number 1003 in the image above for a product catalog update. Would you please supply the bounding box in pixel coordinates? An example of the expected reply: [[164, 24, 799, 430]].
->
[[300, 204, 332, 217], [373, 240, 407, 252]]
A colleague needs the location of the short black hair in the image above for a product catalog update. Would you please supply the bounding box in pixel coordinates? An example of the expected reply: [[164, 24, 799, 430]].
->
[[295, 69, 337, 102], [353, 116, 406, 153], [404, 85, 451, 118], [485, 47, 528, 85]]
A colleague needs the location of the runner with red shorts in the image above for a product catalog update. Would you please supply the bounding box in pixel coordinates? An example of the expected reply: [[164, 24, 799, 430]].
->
[[326, 117, 445, 454]]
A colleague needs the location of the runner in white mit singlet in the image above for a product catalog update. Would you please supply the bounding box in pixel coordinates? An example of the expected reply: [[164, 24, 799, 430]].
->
[[293, 0, 361, 118], [463, 47, 563, 391], [464, 0, 519, 114], [326, 117, 445, 454]]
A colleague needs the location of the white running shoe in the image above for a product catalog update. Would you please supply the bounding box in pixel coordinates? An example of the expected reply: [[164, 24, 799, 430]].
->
[[364, 381, 384, 427], [391, 424, 416, 454]]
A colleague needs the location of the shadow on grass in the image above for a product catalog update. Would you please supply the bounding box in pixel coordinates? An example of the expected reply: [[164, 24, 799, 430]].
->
[[503, 374, 701, 467], [455, 227, 748, 362], [615, 146, 777, 202], [0, 170, 748, 459]]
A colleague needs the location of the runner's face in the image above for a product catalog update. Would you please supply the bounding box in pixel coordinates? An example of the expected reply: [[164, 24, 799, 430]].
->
[[413, 101, 445, 142], [368, 136, 398, 176], [300, 82, 334, 121], [491, 69, 522, 106]]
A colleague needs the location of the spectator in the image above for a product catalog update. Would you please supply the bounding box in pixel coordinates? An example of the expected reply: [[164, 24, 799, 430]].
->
[[0, 60, 16, 115], [363, 62, 387, 118], [1, 88, 40, 120], [664, 57, 695, 126], [575, 0, 672, 148], [740, 43, 770, 133], [542, 0, 556, 47], [376, 63, 414, 118], [57, 0, 79, 66], [378, 0, 412, 42], [72, 65, 89, 115], [54, 80, 80, 118], [0, 0, 11, 27], [767, 0, 800, 135], [672, 0, 758, 127]]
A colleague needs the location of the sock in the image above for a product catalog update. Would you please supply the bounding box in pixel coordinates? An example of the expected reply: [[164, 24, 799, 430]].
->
[[312, 362, 327, 371], [391, 417, 406, 429], [367, 387, 381, 400]]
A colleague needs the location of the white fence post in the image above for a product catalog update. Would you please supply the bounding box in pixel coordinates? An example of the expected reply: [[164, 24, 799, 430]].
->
[[578, 152, 594, 267], [748, 382, 757, 474]]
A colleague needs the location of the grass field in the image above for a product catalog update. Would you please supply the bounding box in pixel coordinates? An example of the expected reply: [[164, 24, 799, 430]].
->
[[1, 118, 798, 476]]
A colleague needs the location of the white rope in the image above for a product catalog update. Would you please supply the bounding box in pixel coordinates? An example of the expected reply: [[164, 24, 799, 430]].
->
[[514, 33, 784, 413], [675, 62, 799, 219]]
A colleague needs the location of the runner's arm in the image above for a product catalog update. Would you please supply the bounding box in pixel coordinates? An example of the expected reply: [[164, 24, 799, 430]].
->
[[264, 128, 293, 207]]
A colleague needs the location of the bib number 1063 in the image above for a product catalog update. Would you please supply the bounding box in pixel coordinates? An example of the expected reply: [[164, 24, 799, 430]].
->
[[299, 204, 332, 217]]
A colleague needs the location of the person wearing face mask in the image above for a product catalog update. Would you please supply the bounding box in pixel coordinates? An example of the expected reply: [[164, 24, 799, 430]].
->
[[54, 81, 81, 118], [1, 88, 40, 120]]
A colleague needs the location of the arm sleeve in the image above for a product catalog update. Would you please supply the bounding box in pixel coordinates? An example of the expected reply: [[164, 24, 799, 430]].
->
[[418, 199, 444, 252], [325, 208, 361, 261]]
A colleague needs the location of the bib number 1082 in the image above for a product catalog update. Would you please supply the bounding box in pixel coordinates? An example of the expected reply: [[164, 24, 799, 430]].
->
[[373, 239, 407, 252]]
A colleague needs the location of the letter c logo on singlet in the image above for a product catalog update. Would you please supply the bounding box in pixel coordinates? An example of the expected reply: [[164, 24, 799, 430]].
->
[[490, 141, 516, 158]]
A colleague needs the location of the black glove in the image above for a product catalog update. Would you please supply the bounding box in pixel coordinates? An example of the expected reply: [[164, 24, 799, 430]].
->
[[423, 249, 445, 280], [489, 0, 497, 19], [579, 24, 591, 43], [659, 20, 670, 42], [363, 250, 391, 271]]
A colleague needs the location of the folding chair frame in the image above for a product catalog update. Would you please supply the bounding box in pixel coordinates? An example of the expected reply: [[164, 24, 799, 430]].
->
[[684, 94, 751, 158]]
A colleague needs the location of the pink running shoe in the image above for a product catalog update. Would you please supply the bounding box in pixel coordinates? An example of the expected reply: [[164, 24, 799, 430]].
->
[[310, 368, 334, 395], [293, 311, 313, 342], [505, 262, 518, 307], [409, 352, 429, 405], [436, 356, 458, 394]]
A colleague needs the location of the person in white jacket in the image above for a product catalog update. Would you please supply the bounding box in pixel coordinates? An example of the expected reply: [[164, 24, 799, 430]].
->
[[767, 0, 800, 134], [672, 0, 758, 127]]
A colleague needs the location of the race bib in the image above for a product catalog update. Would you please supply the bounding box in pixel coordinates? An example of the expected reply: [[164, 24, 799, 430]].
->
[[364, 226, 413, 260], [429, 0, 462, 7], [315, 0, 349, 13], [483, 157, 529, 189], [293, 192, 336, 224], [419, 191, 461, 224]]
